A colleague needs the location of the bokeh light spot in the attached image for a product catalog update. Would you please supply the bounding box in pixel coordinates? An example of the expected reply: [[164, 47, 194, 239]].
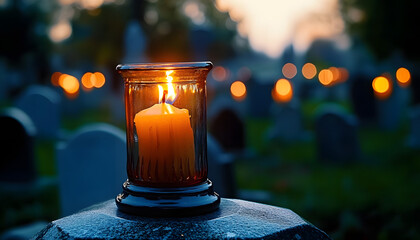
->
[[396, 67, 410, 87], [49, 21, 72, 43], [273, 78, 293, 103], [82, 72, 94, 89], [318, 69, 333, 86], [230, 81, 246, 101], [93, 72, 105, 88], [282, 63, 297, 79], [212, 66, 228, 82], [329, 67, 340, 83], [60, 74, 80, 94], [302, 63, 317, 79], [372, 76, 392, 99], [51, 72, 62, 86]]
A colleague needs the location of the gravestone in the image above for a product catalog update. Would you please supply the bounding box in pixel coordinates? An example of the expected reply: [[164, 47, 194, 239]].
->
[[350, 74, 377, 125], [0, 107, 37, 183], [315, 104, 360, 163], [15, 85, 61, 139], [190, 26, 214, 60], [35, 198, 331, 239], [207, 134, 237, 198], [267, 103, 310, 142], [407, 105, 420, 148], [247, 78, 273, 117], [376, 85, 408, 131], [56, 123, 126, 216], [208, 107, 245, 152], [122, 20, 148, 63]]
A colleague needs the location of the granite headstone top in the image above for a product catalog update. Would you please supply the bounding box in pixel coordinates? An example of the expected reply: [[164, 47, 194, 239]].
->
[[34, 198, 331, 240]]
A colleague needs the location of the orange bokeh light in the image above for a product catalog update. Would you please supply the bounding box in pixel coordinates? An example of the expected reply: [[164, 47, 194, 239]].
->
[[272, 78, 293, 103], [282, 63, 297, 79], [82, 72, 94, 89], [212, 66, 228, 81], [51, 72, 62, 86], [318, 69, 334, 86], [372, 76, 392, 99], [60, 74, 80, 94], [338, 67, 349, 82], [302, 63, 317, 79], [81, 72, 106, 90], [230, 81, 246, 101], [93, 72, 105, 88], [329, 67, 340, 83], [396, 67, 411, 87]]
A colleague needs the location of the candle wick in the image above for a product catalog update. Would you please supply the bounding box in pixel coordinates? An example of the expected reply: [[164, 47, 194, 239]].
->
[[162, 90, 168, 104]]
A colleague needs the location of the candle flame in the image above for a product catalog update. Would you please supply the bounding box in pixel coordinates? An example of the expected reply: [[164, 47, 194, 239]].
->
[[158, 70, 177, 103]]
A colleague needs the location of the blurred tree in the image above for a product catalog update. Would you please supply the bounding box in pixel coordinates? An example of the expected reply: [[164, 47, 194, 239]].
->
[[341, 0, 420, 62]]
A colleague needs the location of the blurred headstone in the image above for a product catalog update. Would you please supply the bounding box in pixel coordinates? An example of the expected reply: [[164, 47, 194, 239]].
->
[[208, 108, 245, 152], [15, 85, 61, 139], [0, 107, 37, 183], [376, 86, 406, 130], [56, 123, 126, 216], [267, 103, 310, 142], [123, 20, 147, 63], [0, 221, 47, 240], [190, 26, 214, 60], [350, 74, 377, 125], [407, 105, 420, 148], [247, 79, 273, 117], [207, 134, 237, 198], [315, 104, 360, 163]]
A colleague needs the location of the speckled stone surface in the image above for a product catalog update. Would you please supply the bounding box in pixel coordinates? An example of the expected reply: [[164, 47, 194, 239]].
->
[[34, 198, 331, 239]]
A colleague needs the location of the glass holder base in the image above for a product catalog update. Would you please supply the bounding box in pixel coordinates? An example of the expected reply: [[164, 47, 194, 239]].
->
[[115, 179, 220, 217]]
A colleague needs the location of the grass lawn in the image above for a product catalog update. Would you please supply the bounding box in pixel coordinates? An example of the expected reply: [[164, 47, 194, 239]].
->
[[237, 102, 420, 239]]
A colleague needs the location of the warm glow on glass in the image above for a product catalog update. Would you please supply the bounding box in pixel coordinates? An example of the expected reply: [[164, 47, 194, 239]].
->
[[212, 66, 228, 81], [230, 81, 246, 101], [282, 63, 297, 79], [372, 76, 392, 99], [51, 72, 62, 86], [302, 63, 317, 79], [273, 78, 293, 103], [396, 67, 411, 87], [318, 69, 333, 86]]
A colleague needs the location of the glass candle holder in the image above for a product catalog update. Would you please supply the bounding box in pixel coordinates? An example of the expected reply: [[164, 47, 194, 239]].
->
[[115, 62, 220, 216]]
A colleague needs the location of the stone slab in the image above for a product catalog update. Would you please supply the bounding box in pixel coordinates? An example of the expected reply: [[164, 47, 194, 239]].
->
[[34, 198, 331, 239]]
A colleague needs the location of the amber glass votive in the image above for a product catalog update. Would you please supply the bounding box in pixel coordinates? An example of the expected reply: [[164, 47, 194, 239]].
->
[[115, 62, 220, 216]]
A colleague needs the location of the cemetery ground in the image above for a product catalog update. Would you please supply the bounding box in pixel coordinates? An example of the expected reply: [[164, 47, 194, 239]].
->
[[1, 100, 419, 239]]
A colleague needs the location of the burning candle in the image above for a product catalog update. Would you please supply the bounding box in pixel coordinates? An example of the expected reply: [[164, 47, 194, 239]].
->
[[134, 71, 195, 183], [116, 62, 220, 216]]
